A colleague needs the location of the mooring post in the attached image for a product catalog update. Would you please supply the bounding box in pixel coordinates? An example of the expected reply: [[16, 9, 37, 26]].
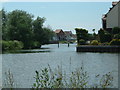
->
[[68, 41, 69, 47], [58, 41, 59, 48]]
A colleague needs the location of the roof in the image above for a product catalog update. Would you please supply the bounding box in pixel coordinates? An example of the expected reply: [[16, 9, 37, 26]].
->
[[64, 31, 72, 35], [72, 34, 77, 38], [55, 29, 63, 33], [106, 1, 120, 15]]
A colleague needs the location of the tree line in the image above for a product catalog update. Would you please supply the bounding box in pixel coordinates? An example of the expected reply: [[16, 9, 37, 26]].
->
[[0, 9, 54, 51]]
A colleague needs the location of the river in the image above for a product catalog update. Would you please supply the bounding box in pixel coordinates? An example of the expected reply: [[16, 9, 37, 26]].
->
[[2, 44, 118, 88]]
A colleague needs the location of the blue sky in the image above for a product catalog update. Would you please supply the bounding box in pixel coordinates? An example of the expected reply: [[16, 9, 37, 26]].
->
[[2, 2, 112, 34]]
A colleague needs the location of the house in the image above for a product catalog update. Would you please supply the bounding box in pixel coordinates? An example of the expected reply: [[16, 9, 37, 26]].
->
[[54, 29, 66, 41], [102, 1, 120, 32], [71, 34, 77, 40], [64, 31, 73, 41]]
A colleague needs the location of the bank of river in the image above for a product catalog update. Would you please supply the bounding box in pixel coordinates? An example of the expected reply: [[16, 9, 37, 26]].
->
[[2, 44, 119, 88]]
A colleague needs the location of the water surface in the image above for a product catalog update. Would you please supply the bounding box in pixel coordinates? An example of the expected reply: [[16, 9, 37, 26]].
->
[[2, 44, 118, 88]]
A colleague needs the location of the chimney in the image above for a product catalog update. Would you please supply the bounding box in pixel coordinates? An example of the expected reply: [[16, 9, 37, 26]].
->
[[112, 1, 118, 7]]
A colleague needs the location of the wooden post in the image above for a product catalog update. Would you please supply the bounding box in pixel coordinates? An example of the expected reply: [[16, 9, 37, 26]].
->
[[58, 41, 59, 48], [68, 42, 69, 47]]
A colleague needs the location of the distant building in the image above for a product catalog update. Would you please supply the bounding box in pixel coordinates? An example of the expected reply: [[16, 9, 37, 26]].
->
[[64, 31, 73, 41], [71, 34, 77, 40], [54, 29, 66, 41], [102, 1, 120, 32]]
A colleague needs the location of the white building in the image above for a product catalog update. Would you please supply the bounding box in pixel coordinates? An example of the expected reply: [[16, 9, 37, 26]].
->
[[102, 1, 120, 32]]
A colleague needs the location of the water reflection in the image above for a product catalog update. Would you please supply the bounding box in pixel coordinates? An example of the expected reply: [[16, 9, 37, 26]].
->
[[3, 48, 51, 54]]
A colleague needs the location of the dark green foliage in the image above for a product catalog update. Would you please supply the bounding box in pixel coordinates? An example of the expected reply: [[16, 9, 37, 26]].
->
[[33, 16, 45, 45], [79, 39, 86, 45], [98, 27, 120, 45], [33, 17, 54, 45], [113, 34, 120, 39], [1, 40, 23, 51], [98, 29, 112, 43], [75, 28, 88, 45], [7, 10, 33, 49], [112, 27, 120, 34], [104, 33, 112, 42], [30, 41, 41, 49], [1, 9, 54, 49], [1, 9, 8, 40], [109, 39, 120, 45], [88, 34, 94, 40]]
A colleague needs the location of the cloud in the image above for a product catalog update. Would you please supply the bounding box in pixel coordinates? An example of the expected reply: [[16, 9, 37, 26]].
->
[[0, 0, 9, 2]]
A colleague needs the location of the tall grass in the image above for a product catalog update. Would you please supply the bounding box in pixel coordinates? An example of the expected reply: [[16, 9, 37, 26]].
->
[[3, 69, 18, 89], [33, 65, 113, 88], [3, 66, 114, 89]]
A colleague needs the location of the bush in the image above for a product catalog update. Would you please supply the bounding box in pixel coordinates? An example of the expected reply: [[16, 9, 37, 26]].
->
[[109, 39, 120, 45], [2, 40, 23, 51], [90, 40, 99, 45], [79, 39, 86, 45], [112, 27, 120, 34], [31, 41, 41, 49], [113, 34, 120, 39], [13, 40, 23, 50]]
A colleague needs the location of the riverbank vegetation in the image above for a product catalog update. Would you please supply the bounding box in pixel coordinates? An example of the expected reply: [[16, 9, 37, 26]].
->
[[0, 9, 54, 52], [75, 27, 120, 46], [1, 40, 23, 51], [3, 66, 114, 88], [33, 66, 113, 88]]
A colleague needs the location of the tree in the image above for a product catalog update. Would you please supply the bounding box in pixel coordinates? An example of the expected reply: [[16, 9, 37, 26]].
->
[[112, 27, 120, 34], [75, 28, 88, 44], [33, 17, 54, 45], [7, 10, 33, 48], [98, 29, 112, 43], [92, 29, 97, 39], [1, 9, 8, 40], [33, 16, 46, 45], [42, 27, 54, 44]]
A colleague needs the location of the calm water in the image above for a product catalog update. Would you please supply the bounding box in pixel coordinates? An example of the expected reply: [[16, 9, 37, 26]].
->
[[2, 44, 118, 88]]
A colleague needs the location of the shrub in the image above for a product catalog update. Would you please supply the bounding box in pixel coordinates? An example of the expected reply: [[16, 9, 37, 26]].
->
[[79, 39, 86, 45], [112, 27, 120, 34], [2, 40, 23, 51], [13, 40, 24, 50], [109, 39, 120, 45], [31, 41, 41, 49], [90, 40, 99, 45], [113, 34, 120, 39]]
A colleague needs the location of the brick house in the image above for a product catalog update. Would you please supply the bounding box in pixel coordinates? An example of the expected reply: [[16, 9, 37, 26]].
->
[[54, 29, 66, 41], [102, 1, 120, 33], [64, 31, 73, 41]]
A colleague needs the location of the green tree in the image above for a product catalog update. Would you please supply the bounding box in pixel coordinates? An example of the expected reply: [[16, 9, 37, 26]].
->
[[42, 27, 54, 44], [1, 9, 8, 40], [33, 16, 45, 45], [75, 28, 88, 44], [7, 10, 33, 49], [112, 27, 120, 34], [33, 17, 54, 45], [92, 29, 97, 39], [98, 29, 112, 43]]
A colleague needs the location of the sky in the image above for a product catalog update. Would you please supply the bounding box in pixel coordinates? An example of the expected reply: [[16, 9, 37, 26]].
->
[[1, 2, 114, 34]]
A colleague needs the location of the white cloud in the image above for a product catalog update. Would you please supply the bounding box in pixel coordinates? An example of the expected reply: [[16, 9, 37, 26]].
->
[[0, 0, 9, 2]]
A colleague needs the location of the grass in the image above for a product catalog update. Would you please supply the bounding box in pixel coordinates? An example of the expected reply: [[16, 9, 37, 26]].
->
[[3, 65, 114, 89], [32, 65, 114, 89]]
